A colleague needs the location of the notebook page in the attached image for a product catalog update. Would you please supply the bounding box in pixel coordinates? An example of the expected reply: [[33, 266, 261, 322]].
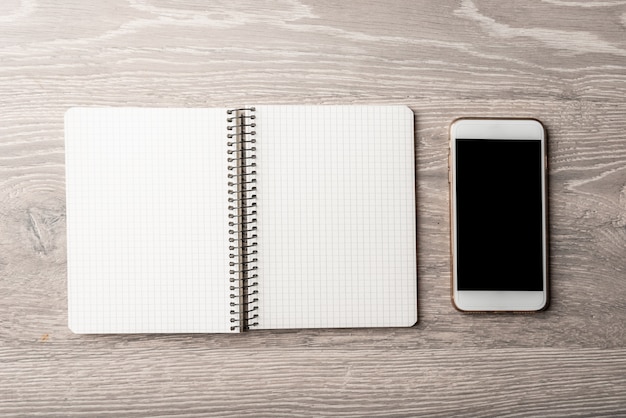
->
[[254, 105, 417, 329], [65, 108, 234, 333]]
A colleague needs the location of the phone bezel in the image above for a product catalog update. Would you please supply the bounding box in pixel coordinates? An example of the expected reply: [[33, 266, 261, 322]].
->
[[449, 118, 549, 312]]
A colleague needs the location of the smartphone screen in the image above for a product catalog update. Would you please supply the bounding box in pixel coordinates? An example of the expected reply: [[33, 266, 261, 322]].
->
[[455, 138, 544, 291]]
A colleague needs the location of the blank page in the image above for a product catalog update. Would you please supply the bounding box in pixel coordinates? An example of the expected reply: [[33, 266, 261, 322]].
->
[[254, 105, 417, 329], [65, 108, 234, 333]]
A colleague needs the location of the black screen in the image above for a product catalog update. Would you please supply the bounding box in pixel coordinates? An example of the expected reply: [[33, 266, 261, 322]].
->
[[455, 139, 544, 291]]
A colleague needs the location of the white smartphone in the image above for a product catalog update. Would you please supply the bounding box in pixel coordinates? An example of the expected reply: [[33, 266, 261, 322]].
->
[[449, 118, 549, 312]]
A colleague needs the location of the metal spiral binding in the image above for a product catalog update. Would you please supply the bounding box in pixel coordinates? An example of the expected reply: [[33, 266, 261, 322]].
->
[[227, 107, 259, 331]]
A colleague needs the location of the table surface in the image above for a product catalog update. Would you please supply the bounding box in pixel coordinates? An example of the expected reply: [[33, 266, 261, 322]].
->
[[2, 0, 626, 416]]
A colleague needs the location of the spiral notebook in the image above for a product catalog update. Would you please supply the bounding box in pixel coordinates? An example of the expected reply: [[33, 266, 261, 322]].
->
[[65, 106, 417, 333]]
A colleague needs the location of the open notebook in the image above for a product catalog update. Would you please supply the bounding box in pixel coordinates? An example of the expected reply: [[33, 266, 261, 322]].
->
[[65, 106, 417, 333]]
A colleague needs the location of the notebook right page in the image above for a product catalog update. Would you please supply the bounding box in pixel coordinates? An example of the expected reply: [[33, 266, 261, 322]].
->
[[254, 105, 417, 329]]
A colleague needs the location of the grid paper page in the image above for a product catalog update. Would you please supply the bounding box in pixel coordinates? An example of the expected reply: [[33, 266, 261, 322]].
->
[[254, 105, 417, 329], [65, 108, 234, 333]]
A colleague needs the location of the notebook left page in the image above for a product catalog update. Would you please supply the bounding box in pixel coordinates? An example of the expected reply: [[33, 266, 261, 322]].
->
[[65, 108, 234, 333]]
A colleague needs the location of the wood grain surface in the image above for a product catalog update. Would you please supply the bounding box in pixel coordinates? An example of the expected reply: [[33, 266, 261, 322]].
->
[[1, 0, 625, 415]]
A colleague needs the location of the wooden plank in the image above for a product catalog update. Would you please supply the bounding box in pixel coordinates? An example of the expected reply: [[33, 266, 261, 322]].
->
[[1, 346, 626, 416]]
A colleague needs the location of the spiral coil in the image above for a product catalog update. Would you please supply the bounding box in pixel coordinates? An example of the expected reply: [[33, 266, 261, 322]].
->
[[227, 107, 259, 331]]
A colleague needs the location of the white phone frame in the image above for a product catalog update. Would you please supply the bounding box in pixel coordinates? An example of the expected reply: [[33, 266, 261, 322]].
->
[[449, 118, 549, 312]]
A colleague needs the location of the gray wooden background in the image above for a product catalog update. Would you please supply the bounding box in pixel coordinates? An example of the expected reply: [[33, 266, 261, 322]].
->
[[2, 0, 626, 415]]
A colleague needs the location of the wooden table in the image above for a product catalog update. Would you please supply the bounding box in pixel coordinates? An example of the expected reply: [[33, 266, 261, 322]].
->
[[2, 0, 625, 415]]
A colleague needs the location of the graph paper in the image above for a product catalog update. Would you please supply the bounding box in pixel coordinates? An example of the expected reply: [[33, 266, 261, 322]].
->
[[65, 108, 233, 333], [253, 106, 417, 329], [65, 106, 417, 333]]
